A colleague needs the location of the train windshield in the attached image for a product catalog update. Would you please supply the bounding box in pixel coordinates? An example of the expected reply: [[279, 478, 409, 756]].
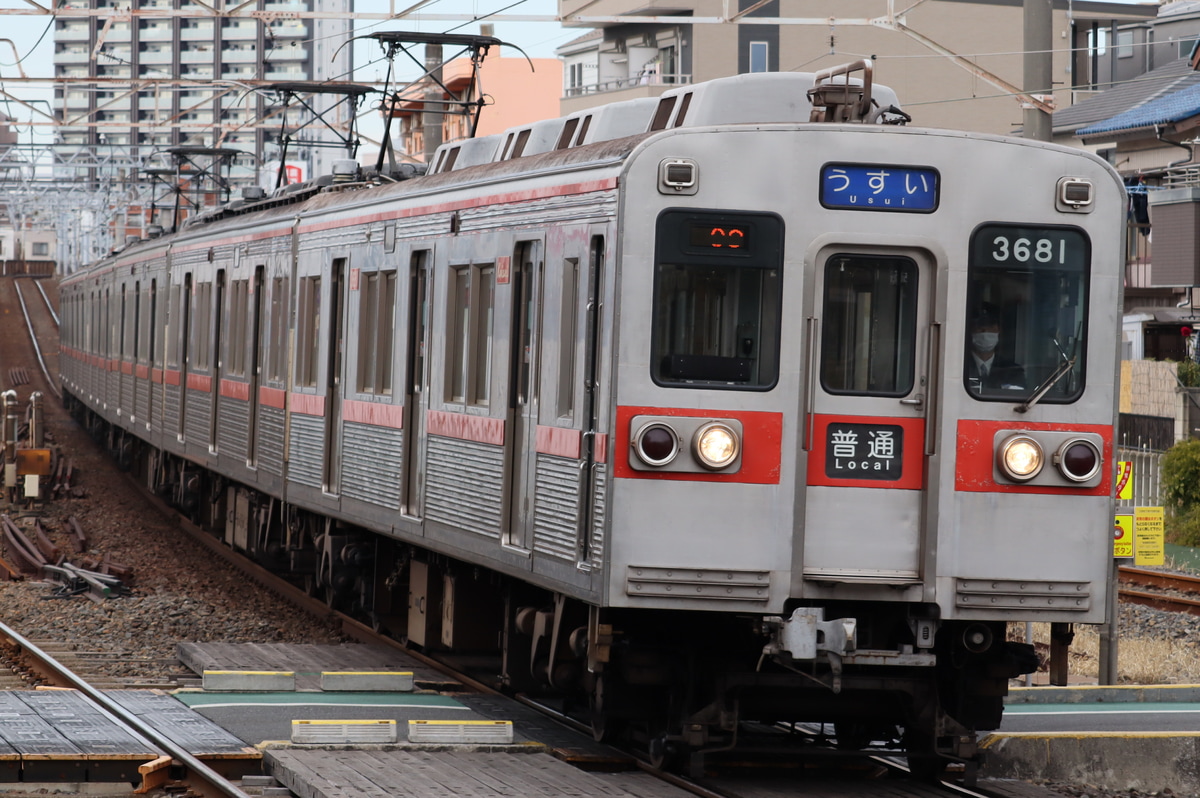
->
[[965, 224, 1090, 403], [650, 210, 784, 390]]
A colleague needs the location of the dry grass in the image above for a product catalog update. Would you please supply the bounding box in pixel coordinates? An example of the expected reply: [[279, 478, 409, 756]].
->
[[1014, 622, 1200, 685]]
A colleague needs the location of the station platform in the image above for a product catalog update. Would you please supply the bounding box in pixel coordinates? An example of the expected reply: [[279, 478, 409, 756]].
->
[[983, 684, 1200, 794], [0, 688, 258, 786]]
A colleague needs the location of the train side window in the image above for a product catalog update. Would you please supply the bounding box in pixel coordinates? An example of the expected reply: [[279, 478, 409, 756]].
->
[[268, 276, 289, 382], [193, 282, 212, 369], [229, 279, 248, 376], [965, 225, 1089, 403], [820, 255, 918, 396], [149, 280, 158, 366], [445, 263, 494, 406], [166, 284, 181, 368], [296, 276, 321, 388], [651, 210, 784, 390], [557, 257, 579, 418], [119, 286, 128, 361], [357, 271, 397, 394]]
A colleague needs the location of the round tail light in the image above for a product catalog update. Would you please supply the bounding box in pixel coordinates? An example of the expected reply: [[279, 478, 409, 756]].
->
[[633, 422, 680, 467], [1055, 439, 1101, 483]]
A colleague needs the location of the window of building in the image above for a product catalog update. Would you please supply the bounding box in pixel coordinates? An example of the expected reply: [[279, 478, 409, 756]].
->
[[1117, 30, 1134, 59], [749, 41, 769, 73]]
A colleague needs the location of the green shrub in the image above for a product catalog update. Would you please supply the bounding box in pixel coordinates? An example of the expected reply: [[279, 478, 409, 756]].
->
[[1168, 505, 1200, 547], [1162, 439, 1200, 512], [1181, 359, 1200, 388]]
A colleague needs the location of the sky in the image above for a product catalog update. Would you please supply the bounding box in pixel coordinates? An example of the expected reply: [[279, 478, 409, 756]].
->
[[0, 0, 570, 147], [0, 0, 1159, 153]]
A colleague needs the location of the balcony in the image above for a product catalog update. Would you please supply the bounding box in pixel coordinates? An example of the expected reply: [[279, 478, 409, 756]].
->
[[181, 25, 216, 41], [138, 25, 173, 41], [138, 50, 173, 65], [181, 49, 215, 64], [54, 48, 91, 65], [56, 23, 90, 41], [563, 72, 692, 98], [220, 48, 258, 63], [137, 95, 172, 111]]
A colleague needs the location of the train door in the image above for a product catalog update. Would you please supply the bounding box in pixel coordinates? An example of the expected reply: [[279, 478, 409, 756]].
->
[[146, 279, 156, 430], [402, 249, 431, 518], [210, 269, 225, 451], [322, 259, 347, 494], [118, 285, 128, 415], [801, 248, 936, 583], [503, 240, 544, 549], [178, 274, 192, 440], [576, 232, 606, 564], [247, 266, 265, 466]]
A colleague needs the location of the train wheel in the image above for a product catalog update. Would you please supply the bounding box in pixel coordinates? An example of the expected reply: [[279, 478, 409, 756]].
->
[[903, 729, 947, 783], [648, 732, 683, 771], [589, 675, 620, 742]]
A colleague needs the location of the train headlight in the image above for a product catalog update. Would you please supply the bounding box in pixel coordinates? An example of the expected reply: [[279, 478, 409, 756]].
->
[[693, 422, 740, 470], [1054, 438, 1101, 483], [998, 435, 1044, 481], [633, 422, 680, 467]]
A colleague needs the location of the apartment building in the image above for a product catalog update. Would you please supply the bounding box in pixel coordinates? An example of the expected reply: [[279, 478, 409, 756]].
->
[[555, 0, 1156, 135], [53, 0, 353, 190]]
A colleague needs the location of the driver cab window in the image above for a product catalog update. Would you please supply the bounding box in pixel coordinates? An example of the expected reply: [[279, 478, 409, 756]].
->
[[650, 209, 783, 390], [965, 225, 1089, 402]]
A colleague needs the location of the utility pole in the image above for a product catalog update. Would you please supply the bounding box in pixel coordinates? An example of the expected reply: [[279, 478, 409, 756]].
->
[[422, 44, 444, 164], [1023, 0, 1053, 142]]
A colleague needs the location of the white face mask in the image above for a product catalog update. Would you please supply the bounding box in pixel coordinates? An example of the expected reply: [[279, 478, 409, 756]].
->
[[972, 332, 999, 352]]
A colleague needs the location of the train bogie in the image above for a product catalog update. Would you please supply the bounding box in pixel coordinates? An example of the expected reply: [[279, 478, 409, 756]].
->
[[60, 62, 1122, 776]]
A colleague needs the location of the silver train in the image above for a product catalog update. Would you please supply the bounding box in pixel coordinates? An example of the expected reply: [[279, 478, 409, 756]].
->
[[59, 61, 1122, 775]]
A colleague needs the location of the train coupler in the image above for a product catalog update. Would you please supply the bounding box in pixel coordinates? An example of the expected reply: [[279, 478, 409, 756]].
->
[[762, 608, 856, 690]]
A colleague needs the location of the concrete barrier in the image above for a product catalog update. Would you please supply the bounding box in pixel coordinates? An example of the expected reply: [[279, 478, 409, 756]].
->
[[982, 732, 1200, 794]]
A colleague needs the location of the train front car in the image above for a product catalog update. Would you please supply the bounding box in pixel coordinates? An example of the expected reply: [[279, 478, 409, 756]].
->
[[602, 69, 1122, 774]]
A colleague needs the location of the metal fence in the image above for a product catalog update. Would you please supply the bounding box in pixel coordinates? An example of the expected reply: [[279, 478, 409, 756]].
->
[[1116, 439, 1164, 511]]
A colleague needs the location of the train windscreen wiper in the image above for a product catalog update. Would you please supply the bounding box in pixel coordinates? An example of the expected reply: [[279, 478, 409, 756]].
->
[[1015, 335, 1077, 414]]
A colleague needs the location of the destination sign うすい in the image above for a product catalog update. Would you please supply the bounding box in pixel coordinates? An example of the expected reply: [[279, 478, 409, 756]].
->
[[820, 163, 939, 212]]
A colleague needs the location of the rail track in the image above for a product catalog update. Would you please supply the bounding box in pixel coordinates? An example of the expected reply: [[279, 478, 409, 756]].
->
[[1, 277, 60, 402], [0, 619, 255, 798], [1118, 565, 1200, 615]]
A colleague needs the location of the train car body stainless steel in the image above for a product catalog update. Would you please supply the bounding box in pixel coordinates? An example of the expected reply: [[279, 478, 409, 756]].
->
[[58, 62, 1123, 778]]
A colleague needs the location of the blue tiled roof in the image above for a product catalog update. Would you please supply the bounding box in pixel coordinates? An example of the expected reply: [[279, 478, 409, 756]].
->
[[1078, 81, 1200, 136]]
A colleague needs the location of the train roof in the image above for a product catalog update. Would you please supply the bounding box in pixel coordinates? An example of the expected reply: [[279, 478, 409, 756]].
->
[[429, 71, 903, 176], [79, 68, 909, 268]]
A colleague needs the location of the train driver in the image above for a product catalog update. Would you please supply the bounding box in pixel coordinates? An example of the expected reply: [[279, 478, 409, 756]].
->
[[966, 304, 1025, 392]]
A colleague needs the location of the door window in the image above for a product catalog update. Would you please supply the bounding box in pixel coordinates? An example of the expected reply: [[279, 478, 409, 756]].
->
[[820, 254, 918, 396]]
